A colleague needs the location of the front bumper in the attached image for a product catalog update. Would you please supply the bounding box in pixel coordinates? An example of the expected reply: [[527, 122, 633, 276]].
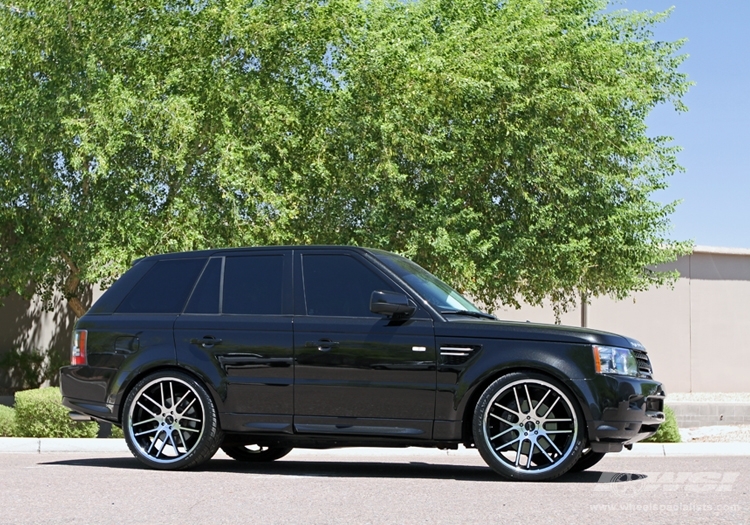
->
[[570, 375, 665, 453]]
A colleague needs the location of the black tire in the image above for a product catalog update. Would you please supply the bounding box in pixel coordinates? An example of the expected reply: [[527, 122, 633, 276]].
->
[[221, 444, 293, 462], [473, 372, 585, 481], [122, 370, 224, 470], [569, 449, 607, 473]]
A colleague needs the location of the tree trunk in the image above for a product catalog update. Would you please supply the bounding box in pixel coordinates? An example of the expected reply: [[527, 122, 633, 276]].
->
[[60, 252, 87, 318]]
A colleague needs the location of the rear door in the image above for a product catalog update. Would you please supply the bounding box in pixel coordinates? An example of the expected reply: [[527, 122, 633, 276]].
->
[[174, 250, 294, 434], [292, 249, 437, 439]]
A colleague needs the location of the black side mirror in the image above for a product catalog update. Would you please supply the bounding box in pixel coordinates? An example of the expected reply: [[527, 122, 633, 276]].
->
[[370, 290, 416, 318]]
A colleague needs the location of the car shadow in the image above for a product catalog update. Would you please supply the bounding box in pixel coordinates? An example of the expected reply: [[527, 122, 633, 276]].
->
[[40, 456, 647, 484]]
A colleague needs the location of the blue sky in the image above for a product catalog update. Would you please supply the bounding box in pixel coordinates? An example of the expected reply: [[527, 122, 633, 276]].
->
[[618, 0, 750, 249]]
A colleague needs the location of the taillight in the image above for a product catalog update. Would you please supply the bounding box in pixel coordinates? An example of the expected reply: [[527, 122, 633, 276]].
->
[[71, 330, 87, 366]]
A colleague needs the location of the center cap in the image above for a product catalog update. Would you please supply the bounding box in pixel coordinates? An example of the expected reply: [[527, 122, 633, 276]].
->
[[165, 415, 174, 425], [524, 421, 536, 432]]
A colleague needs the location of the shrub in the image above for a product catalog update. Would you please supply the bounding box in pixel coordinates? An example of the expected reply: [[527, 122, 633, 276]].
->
[[110, 425, 124, 439], [14, 387, 98, 438], [644, 405, 681, 443], [0, 405, 15, 437]]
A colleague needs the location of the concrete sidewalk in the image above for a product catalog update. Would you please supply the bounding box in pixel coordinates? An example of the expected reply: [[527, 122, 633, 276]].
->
[[0, 437, 748, 457]]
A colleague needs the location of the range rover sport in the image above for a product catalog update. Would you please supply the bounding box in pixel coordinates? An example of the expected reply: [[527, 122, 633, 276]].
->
[[60, 246, 665, 481]]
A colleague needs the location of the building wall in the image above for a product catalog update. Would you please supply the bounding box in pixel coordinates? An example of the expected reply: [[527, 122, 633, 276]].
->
[[0, 292, 79, 395]]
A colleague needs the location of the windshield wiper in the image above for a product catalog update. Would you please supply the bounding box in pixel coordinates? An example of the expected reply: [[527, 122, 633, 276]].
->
[[439, 309, 496, 320]]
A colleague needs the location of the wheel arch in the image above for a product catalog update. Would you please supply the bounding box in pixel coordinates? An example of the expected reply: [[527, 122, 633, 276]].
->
[[116, 365, 223, 426], [459, 365, 593, 447]]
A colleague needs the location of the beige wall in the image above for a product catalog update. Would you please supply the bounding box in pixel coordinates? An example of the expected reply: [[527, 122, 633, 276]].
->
[[492, 248, 750, 394], [0, 292, 79, 394]]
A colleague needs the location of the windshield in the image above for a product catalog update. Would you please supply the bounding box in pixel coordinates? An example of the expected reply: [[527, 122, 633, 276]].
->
[[371, 251, 485, 314]]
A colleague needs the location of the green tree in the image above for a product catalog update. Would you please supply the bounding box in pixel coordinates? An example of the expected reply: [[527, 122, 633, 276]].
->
[[0, 0, 691, 318]]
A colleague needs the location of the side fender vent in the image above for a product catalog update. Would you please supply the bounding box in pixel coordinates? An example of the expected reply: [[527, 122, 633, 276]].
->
[[440, 345, 481, 366]]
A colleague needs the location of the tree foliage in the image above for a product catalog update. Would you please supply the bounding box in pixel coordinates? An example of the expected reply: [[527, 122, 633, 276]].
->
[[0, 0, 691, 317]]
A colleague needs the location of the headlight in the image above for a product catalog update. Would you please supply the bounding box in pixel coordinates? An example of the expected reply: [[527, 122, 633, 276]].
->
[[593, 345, 639, 377]]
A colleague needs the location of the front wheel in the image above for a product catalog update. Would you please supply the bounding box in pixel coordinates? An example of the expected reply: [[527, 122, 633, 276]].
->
[[569, 448, 606, 472], [221, 444, 293, 462], [123, 370, 224, 470], [473, 372, 585, 481]]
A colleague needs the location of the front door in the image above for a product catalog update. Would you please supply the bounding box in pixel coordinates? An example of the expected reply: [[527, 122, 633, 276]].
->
[[293, 250, 436, 439]]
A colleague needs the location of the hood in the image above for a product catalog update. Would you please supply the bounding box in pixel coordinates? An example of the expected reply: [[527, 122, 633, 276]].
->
[[435, 316, 644, 350]]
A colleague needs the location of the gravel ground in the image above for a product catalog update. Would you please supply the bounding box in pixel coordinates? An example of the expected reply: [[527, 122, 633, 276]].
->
[[668, 392, 750, 403], [680, 425, 750, 443], [668, 393, 750, 443]]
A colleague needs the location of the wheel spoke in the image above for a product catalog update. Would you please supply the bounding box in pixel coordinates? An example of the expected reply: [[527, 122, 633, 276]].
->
[[545, 436, 564, 457], [157, 433, 169, 457], [136, 401, 158, 418], [170, 382, 176, 411], [133, 416, 158, 427], [513, 387, 522, 414], [176, 429, 188, 449], [496, 434, 523, 452], [146, 433, 158, 454], [135, 427, 160, 438], [525, 441, 536, 469], [534, 390, 551, 417], [545, 429, 573, 434], [178, 415, 201, 424], [514, 438, 525, 467], [536, 442, 555, 463], [489, 426, 517, 440], [543, 395, 560, 417], [544, 418, 572, 423], [181, 426, 200, 434], [167, 431, 180, 457], [524, 384, 533, 411], [178, 396, 197, 417], [141, 393, 163, 412], [159, 382, 166, 410]]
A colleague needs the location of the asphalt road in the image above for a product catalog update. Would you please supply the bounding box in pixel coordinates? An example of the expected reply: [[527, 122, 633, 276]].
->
[[0, 450, 747, 525]]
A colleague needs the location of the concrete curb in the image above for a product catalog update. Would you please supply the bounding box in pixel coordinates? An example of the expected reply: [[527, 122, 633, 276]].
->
[[0, 438, 748, 457]]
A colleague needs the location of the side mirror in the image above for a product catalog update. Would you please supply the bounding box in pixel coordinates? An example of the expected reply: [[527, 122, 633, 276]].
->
[[370, 290, 416, 318]]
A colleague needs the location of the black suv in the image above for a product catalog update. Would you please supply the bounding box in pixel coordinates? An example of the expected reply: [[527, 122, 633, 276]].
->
[[60, 246, 665, 481]]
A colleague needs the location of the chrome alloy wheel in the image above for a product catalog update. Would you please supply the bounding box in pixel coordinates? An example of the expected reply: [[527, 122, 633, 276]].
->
[[481, 378, 579, 475], [126, 377, 206, 465]]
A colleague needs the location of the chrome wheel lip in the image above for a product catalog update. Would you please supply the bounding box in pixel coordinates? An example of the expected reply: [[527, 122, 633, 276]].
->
[[127, 377, 206, 465], [482, 378, 578, 474]]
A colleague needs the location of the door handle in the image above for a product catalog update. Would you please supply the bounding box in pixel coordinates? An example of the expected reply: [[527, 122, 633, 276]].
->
[[190, 336, 222, 348], [305, 340, 340, 352]]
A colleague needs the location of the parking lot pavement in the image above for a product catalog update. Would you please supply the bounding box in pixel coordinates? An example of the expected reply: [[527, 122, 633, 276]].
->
[[0, 451, 747, 525]]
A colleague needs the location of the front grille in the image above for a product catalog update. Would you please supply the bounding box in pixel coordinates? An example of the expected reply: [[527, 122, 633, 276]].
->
[[632, 349, 653, 378]]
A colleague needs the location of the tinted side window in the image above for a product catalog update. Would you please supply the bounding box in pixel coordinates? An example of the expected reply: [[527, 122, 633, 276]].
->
[[223, 255, 283, 315], [116, 258, 206, 314], [184, 257, 222, 314], [302, 254, 393, 317]]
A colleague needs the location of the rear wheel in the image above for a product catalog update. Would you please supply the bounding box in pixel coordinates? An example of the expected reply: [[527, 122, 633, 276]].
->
[[473, 372, 585, 481], [123, 371, 223, 470], [221, 444, 293, 462]]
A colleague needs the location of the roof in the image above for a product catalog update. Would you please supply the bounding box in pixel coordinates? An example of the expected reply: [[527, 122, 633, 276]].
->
[[692, 246, 750, 256]]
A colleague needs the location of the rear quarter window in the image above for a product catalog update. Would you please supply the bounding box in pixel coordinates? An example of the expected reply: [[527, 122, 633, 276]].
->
[[116, 258, 207, 314]]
